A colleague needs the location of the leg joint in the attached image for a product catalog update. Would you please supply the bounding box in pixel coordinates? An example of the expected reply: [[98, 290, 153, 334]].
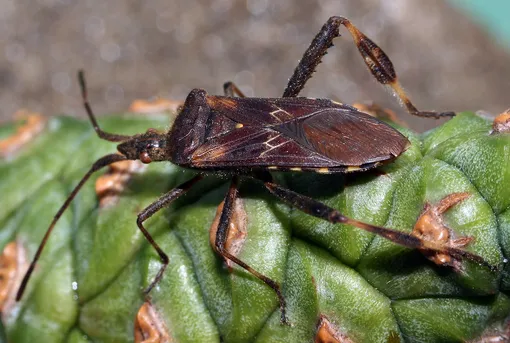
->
[[136, 215, 145, 227]]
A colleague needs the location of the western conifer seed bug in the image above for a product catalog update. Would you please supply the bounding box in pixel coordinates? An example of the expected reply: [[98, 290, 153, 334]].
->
[[16, 16, 493, 325]]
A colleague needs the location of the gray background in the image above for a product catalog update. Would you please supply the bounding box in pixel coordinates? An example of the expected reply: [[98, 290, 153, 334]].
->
[[1, 0, 510, 131]]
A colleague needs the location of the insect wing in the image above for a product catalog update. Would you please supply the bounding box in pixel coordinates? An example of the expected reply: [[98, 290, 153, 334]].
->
[[274, 108, 409, 165], [207, 96, 336, 126], [191, 126, 333, 168], [193, 98, 409, 169]]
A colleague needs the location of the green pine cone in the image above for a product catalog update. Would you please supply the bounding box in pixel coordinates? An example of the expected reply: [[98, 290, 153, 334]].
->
[[0, 110, 509, 343]]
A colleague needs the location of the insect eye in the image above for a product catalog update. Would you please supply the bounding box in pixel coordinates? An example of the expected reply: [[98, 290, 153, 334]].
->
[[145, 141, 160, 149], [139, 151, 152, 164]]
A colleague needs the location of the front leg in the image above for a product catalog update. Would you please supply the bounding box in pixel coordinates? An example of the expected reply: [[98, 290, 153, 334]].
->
[[137, 174, 204, 294], [283, 16, 454, 119]]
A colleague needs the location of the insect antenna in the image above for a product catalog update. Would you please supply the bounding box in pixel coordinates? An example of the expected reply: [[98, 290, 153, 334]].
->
[[78, 70, 132, 142], [16, 153, 127, 301]]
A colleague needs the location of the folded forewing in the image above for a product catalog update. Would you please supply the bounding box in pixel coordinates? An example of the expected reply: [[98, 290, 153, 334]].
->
[[274, 108, 409, 165], [192, 102, 409, 169], [207, 96, 340, 126], [191, 127, 335, 168]]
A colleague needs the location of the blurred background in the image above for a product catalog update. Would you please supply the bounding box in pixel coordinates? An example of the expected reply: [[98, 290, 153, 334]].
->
[[1, 0, 509, 131]]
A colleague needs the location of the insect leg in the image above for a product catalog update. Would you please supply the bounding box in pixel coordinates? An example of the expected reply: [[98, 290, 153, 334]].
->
[[215, 177, 289, 325], [78, 71, 132, 142], [282, 16, 341, 98], [255, 174, 494, 271], [283, 17, 454, 119], [223, 82, 246, 98], [16, 153, 128, 301], [137, 174, 204, 294]]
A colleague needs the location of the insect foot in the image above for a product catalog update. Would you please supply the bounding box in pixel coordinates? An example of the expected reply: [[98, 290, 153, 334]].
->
[[413, 192, 474, 272]]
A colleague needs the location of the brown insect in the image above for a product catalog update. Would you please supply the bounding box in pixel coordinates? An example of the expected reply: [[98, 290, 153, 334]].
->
[[17, 16, 492, 324]]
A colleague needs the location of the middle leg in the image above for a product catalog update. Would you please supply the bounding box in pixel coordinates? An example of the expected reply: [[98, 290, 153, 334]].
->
[[214, 176, 289, 325], [223, 81, 246, 97]]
